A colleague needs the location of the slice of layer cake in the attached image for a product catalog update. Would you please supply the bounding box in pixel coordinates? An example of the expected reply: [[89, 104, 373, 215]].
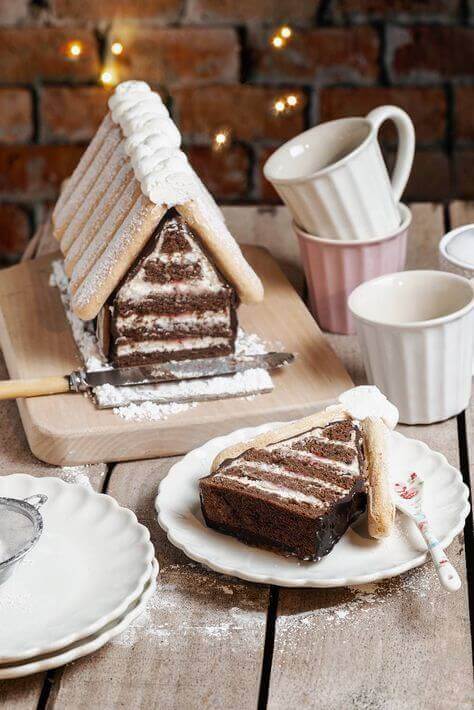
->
[[200, 387, 396, 561], [107, 212, 238, 367]]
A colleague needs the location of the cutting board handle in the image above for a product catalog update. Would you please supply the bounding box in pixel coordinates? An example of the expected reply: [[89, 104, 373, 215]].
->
[[0, 376, 70, 399]]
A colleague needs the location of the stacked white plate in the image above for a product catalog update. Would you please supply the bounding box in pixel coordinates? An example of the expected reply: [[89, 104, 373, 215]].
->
[[0, 474, 157, 679]]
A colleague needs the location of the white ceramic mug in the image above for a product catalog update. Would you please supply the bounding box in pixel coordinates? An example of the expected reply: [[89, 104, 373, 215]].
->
[[263, 105, 415, 241], [348, 270, 474, 424]]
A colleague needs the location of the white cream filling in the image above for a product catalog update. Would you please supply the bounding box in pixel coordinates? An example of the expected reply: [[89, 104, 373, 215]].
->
[[222, 460, 347, 494], [117, 220, 224, 302], [117, 336, 229, 357], [115, 309, 230, 332], [223, 475, 326, 508]]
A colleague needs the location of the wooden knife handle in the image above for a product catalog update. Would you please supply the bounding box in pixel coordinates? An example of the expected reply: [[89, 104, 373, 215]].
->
[[0, 376, 70, 400]]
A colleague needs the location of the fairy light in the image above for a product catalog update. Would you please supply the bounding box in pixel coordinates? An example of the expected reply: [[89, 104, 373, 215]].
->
[[280, 25, 292, 39], [212, 127, 231, 152], [100, 69, 117, 86], [286, 94, 298, 107], [271, 34, 284, 49], [111, 41, 123, 56], [273, 98, 286, 114], [66, 40, 83, 59]]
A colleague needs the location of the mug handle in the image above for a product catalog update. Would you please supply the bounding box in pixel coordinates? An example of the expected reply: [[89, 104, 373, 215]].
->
[[366, 105, 415, 202]]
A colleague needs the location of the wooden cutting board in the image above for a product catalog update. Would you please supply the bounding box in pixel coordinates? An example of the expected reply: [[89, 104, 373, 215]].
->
[[0, 247, 352, 465]]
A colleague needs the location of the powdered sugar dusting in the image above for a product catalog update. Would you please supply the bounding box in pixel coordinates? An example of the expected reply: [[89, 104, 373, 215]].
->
[[58, 466, 94, 490], [113, 400, 197, 422], [50, 260, 109, 371], [111, 573, 263, 648]]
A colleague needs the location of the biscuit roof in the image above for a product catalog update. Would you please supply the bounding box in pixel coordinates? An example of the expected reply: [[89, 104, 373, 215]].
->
[[52, 81, 263, 321]]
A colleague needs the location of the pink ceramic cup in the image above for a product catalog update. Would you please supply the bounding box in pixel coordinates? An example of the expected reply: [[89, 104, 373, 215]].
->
[[294, 203, 411, 334]]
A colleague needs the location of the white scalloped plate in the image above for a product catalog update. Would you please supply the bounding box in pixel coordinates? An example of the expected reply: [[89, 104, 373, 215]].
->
[[0, 475, 155, 662], [156, 422, 470, 587], [0, 558, 158, 679]]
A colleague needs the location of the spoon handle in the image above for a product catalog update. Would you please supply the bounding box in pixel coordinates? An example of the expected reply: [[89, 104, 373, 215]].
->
[[415, 512, 461, 592]]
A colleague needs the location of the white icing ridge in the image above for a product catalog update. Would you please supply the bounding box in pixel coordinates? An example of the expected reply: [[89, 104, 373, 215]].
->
[[108, 81, 196, 207], [338, 386, 399, 430]]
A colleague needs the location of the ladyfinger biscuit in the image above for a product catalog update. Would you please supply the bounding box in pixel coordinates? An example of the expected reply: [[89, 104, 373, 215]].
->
[[177, 178, 264, 305], [211, 405, 348, 472], [69, 178, 141, 295], [360, 417, 395, 538], [72, 194, 166, 320], [54, 122, 122, 242], [64, 164, 134, 279], [52, 114, 114, 236]]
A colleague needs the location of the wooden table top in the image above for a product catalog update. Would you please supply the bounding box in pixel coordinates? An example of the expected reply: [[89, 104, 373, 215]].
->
[[1, 202, 473, 710]]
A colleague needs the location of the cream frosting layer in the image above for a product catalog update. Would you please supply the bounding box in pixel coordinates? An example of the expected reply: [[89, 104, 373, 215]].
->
[[117, 336, 230, 357], [108, 81, 196, 206]]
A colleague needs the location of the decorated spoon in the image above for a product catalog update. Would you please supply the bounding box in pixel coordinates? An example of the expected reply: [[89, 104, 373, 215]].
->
[[394, 472, 461, 592]]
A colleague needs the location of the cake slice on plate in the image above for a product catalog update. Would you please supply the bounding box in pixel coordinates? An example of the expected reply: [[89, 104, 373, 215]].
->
[[199, 386, 397, 561], [51, 80, 263, 367]]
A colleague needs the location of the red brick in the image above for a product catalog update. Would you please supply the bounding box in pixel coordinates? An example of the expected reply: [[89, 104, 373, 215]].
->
[[455, 87, 474, 143], [185, 0, 316, 24], [332, 0, 459, 22], [0, 89, 33, 144], [249, 27, 379, 84], [454, 151, 474, 198], [0, 28, 100, 83], [187, 145, 249, 200], [0, 0, 28, 24], [0, 205, 30, 259], [173, 86, 306, 143], [52, 0, 184, 21], [319, 87, 447, 144], [257, 147, 281, 204], [41, 87, 112, 143], [0, 145, 84, 199], [388, 26, 474, 82], [386, 149, 451, 201], [115, 28, 239, 87]]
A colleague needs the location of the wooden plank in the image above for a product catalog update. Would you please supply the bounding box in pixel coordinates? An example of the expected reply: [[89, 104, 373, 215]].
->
[[269, 203, 474, 708], [47, 457, 269, 710], [0, 351, 107, 707], [0, 247, 351, 465]]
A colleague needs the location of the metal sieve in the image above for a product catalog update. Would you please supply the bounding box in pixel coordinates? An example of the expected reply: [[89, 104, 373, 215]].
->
[[0, 494, 47, 587]]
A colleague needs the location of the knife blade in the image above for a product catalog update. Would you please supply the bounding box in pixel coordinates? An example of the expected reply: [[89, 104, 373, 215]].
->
[[71, 352, 295, 392]]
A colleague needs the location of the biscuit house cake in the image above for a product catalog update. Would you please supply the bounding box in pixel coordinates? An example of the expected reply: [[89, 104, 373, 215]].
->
[[51, 80, 263, 368], [200, 387, 397, 561]]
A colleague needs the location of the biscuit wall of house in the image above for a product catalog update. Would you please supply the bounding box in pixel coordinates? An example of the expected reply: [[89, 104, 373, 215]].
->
[[0, 0, 472, 263]]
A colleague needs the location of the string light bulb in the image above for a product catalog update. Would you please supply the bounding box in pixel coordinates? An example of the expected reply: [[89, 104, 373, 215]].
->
[[271, 34, 284, 49], [273, 99, 286, 114], [111, 41, 123, 56], [212, 127, 231, 152], [66, 40, 83, 59], [286, 94, 298, 107], [100, 69, 117, 86], [280, 26, 292, 39]]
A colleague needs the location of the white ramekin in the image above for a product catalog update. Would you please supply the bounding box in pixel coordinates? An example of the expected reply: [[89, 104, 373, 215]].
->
[[348, 270, 474, 424]]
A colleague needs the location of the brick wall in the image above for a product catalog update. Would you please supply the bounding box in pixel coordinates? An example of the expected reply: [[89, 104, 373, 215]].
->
[[0, 0, 473, 262]]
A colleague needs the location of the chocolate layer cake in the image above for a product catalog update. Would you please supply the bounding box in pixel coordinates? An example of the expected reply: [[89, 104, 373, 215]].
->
[[106, 212, 238, 367], [200, 419, 368, 561]]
